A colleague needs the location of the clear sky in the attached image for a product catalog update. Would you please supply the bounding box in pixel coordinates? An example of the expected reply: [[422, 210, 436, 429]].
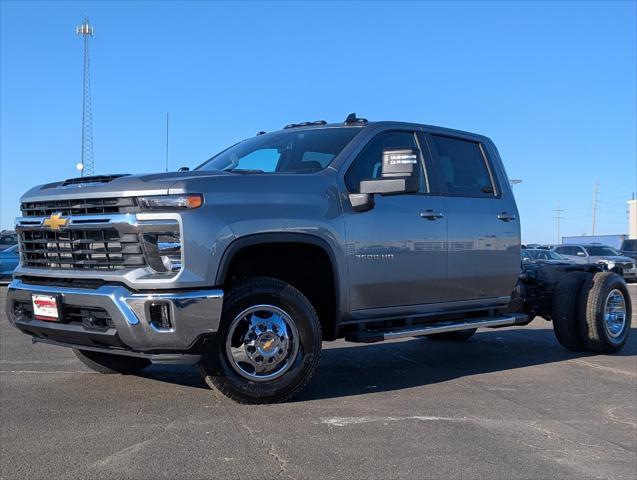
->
[[1, 0, 635, 243]]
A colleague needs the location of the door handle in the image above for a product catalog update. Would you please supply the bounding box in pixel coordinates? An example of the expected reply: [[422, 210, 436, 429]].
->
[[497, 212, 516, 222], [420, 210, 444, 221]]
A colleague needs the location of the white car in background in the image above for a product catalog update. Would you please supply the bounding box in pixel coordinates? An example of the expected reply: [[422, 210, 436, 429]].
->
[[553, 244, 637, 281]]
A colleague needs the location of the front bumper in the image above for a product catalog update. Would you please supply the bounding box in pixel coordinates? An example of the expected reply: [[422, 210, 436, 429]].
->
[[5, 279, 223, 356]]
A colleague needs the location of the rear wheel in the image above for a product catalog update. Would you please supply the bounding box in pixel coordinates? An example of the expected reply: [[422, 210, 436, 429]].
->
[[425, 329, 477, 341], [578, 272, 631, 354], [73, 349, 151, 374], [551, 271, 591, 352], [200, 277, 322, 404]]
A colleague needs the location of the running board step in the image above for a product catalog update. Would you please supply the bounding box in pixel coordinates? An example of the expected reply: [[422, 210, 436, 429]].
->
[[345, 314, 529, 343]]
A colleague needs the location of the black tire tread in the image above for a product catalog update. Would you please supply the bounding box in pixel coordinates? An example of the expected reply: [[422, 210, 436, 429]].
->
[[202, 277, 321, 404], [551, 272, 590, 352]]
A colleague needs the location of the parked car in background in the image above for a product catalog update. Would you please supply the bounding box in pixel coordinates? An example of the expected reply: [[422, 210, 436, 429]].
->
[[0, 244, 19, 284], [620, 239, 637, 261], [0, 230, 18, 251], [553, 244, 637, 281], [562, 234, 628, 251], [521, 249, 573, 265]]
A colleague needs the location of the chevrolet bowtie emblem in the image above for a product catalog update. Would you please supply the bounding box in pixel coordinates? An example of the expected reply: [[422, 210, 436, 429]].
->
[[43, 213, 69, 231], [262, 338, 275, 350]]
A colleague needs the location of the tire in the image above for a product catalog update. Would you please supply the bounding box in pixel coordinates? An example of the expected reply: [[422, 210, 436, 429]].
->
[[425, 328, 477, 341], [73, 349, 151, 374], [578, 272, 631, 354], [551, 271, 591, 352], [200, 277, 322, 404]]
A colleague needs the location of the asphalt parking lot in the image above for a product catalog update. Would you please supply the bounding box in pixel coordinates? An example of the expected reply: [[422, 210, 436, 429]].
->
[[1, 286, 636, 480]]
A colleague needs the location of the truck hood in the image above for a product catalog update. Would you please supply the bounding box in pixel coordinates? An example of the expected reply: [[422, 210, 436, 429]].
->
[[20, 170, 231, 203]]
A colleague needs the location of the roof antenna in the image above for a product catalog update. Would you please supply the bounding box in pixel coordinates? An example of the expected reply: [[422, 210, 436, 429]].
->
[[344, 113, 357, 124], [344, 112, 368, 125]]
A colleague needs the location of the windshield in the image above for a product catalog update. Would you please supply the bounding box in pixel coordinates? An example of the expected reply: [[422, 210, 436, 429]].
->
[[528, 250, 564, 260], [197, 127, 361, 173], [584, 246, 620, 256], [622, 239, 637, 252]]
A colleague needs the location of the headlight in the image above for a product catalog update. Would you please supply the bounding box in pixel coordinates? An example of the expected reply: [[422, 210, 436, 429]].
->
[[137, 194, 203, 211], [598, 260, 615, 270]]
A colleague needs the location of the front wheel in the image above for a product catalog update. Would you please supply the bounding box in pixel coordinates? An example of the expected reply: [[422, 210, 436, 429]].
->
[[199, 277, 322, 404]]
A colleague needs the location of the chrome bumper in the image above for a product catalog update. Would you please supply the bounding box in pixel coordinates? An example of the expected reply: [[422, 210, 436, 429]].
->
[[5, 279, 223, 353]]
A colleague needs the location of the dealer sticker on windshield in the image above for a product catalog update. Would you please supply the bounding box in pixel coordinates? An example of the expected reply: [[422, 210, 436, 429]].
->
[[32, 294, 60, 321]]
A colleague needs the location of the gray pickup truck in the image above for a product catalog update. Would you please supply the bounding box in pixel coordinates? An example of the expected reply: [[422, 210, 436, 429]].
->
[[5, 114, 632, 403]]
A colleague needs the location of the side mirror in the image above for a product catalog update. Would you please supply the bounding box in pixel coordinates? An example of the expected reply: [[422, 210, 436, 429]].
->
[[178, 166, 190, 172], [349, 193, 375, 212], [576, 251, 586, 257], [349, 148, 420, 212]]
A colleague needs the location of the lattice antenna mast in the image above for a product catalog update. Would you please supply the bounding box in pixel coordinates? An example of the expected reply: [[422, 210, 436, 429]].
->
[[76, 17, 94, 177]]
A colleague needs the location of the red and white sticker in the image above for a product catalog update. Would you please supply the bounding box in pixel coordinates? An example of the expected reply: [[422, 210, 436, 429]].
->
[[32, 294, 59, 321]]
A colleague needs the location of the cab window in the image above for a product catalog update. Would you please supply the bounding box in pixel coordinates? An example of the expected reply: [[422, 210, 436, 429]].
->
[[345, 131, 425, 193], [430, 135, 497, 197]]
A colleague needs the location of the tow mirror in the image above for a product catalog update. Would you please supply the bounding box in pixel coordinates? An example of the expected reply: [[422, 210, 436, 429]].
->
[[349, 193, 375, 212], [349, 148, 420, 212]]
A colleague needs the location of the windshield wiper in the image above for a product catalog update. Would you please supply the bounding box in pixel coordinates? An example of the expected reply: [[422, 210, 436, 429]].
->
[[227, 168, 265, 174]]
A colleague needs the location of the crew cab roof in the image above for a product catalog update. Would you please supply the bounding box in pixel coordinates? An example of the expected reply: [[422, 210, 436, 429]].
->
[[270, 120, 492, 143]]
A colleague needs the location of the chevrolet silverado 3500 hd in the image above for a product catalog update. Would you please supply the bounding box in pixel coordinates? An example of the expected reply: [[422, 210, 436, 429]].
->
[[6, 114, 631, 403]]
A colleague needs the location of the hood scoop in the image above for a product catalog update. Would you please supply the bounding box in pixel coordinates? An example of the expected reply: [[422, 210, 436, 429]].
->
[[56, 174, 130, 188]]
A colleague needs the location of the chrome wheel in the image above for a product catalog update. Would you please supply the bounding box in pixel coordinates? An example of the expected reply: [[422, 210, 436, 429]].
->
[[603, 289, 627, 339], [225, 304, 300, 382]]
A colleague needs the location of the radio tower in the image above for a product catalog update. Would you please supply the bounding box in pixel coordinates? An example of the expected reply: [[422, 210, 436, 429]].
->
[[76, 17, 94, 177]]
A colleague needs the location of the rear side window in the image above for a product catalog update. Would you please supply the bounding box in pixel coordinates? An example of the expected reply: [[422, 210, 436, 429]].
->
[[430, 135, 497, 197]]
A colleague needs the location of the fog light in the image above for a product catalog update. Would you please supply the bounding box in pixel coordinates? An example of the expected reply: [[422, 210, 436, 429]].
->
[[149, 303, 172, 330]]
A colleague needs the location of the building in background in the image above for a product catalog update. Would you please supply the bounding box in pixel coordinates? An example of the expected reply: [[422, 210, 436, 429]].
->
[[629, 199, 637, 239], [562, 234, 628, 250]]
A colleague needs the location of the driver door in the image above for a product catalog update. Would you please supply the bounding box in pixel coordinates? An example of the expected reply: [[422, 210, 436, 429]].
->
[[342, 130, 448, 311]]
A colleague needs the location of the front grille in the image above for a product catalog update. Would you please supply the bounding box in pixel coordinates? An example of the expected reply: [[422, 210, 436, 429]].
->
[[21, 197, 138, 217], [20, 229, 145, 270], [17, 275, 107, 290]]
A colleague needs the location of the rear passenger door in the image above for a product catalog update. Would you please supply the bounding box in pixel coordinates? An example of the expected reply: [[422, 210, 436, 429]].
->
[[425, 133, 520, 303]]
